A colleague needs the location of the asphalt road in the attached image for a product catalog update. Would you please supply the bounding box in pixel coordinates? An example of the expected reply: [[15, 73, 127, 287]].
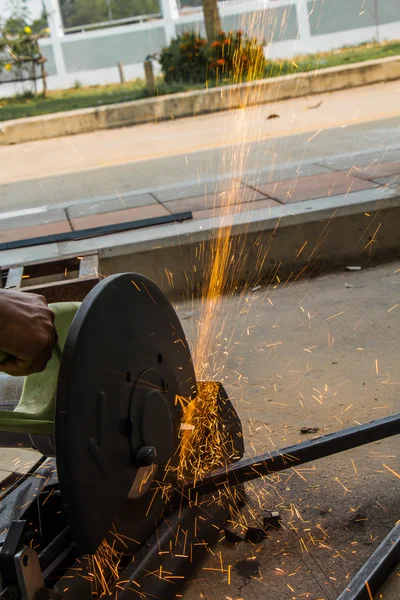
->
[[0, 80, 399, 213]]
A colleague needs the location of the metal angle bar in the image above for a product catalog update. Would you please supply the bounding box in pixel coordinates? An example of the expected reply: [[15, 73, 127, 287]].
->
[[106, 502, 229, 600], [186, 413, 400, 497], [38, 528, 72, 574], [0, 461, 56, 543], [0, 456, 46, 498], [0, 521, 27, 586], [41, 545, 77, 584], [337, 520, 400, 600], [52, 501, 230, 599], [0, 212, 193, 252]]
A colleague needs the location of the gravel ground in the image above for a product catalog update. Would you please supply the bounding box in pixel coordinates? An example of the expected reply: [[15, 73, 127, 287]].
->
[[0, 262, 398, 599], [177, 262, 400, 600]]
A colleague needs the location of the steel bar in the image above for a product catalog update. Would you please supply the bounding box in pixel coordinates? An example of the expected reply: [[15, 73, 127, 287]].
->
[[0, 460, 56, 544], [337, 520, 400, 599], [0, 212, 192, 252], [0, 456, 46, 501], [0, 585, 18, 598], [186, 413, 400, 497], [38, 529, 72, 574], [115, 501, 230, 600], [53, 500, 230, 600]]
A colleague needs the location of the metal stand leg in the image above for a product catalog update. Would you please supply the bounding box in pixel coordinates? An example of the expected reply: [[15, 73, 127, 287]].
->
[[337, 520, 400, 600]]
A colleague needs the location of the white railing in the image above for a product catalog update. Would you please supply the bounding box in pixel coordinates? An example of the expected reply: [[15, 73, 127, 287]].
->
[[63, 13, 163, 34]]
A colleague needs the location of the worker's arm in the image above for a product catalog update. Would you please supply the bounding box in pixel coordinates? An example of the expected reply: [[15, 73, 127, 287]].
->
[[0, 288, 57, 376]]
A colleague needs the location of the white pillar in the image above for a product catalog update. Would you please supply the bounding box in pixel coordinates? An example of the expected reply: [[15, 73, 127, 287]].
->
[[295, 0, 314, 54], [160, 0, 178, 43], [44, 0, 66, 77]]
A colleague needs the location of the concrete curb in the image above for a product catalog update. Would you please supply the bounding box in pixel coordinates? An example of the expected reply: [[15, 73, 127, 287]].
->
[[1, 186, 399, 298], [1, 56, 400, 145]]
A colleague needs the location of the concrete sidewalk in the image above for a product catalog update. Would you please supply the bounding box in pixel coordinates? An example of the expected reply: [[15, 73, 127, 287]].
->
[[1, 82, 399, 214], [0, 147, 399, 299], [0, 147, 399, 244]]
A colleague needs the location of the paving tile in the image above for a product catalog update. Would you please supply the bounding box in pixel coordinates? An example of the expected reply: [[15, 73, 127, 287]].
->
[[67, 193, 157, 220], [0, 221, 71, 243], [0, 209, 67, 232], [256, 171, 377, 204], [239, 163, 332, 187], [152, 179, 242, 203], [163, 187, 268, 214], [0, 447, 40, 475], [317, 149, 400, 171], [346, 161, 400, 181], [192, 198, 280, 220], [71, 204, 171, 231], [373, 175, 400, 186]]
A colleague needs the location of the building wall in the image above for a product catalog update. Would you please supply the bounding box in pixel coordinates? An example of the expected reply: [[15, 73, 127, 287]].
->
[[0, 0, 399, 97]]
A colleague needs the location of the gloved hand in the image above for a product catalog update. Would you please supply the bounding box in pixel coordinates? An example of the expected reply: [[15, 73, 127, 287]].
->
[[0, 288, 57, 376]]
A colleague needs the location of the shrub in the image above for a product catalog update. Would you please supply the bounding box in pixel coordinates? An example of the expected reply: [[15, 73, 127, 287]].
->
[[159, 32, 209, 84], [0, 14, 50, 95], [159, 30, 267, 85], [208, 30, 267, 82]]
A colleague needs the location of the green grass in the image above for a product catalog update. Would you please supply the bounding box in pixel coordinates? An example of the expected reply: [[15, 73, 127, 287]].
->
[[266, 39, 400, 77], [0, 78, 208, 121], [0, 79, 149, 121], [1, 39, 399, 122]]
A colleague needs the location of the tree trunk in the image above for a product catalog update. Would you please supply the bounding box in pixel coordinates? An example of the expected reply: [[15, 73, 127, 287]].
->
[[41, 61, 47, 97], [203, 0, 221, 41], [32, 61, 37, 97]]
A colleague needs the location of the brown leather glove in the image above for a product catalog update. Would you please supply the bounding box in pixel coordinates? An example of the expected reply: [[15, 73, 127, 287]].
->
[[0, 289, 57, 376]]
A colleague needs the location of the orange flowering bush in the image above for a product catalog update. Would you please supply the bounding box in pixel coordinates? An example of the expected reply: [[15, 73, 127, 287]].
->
[[208, 30, 266, 82], [160, 30, 266, 84], [159, 32, 210, 84]]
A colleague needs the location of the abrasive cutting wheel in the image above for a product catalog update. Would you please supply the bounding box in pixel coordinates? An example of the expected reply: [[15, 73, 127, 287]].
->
[[55, 272, 197, 554], [0, 271, 246, 600]]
